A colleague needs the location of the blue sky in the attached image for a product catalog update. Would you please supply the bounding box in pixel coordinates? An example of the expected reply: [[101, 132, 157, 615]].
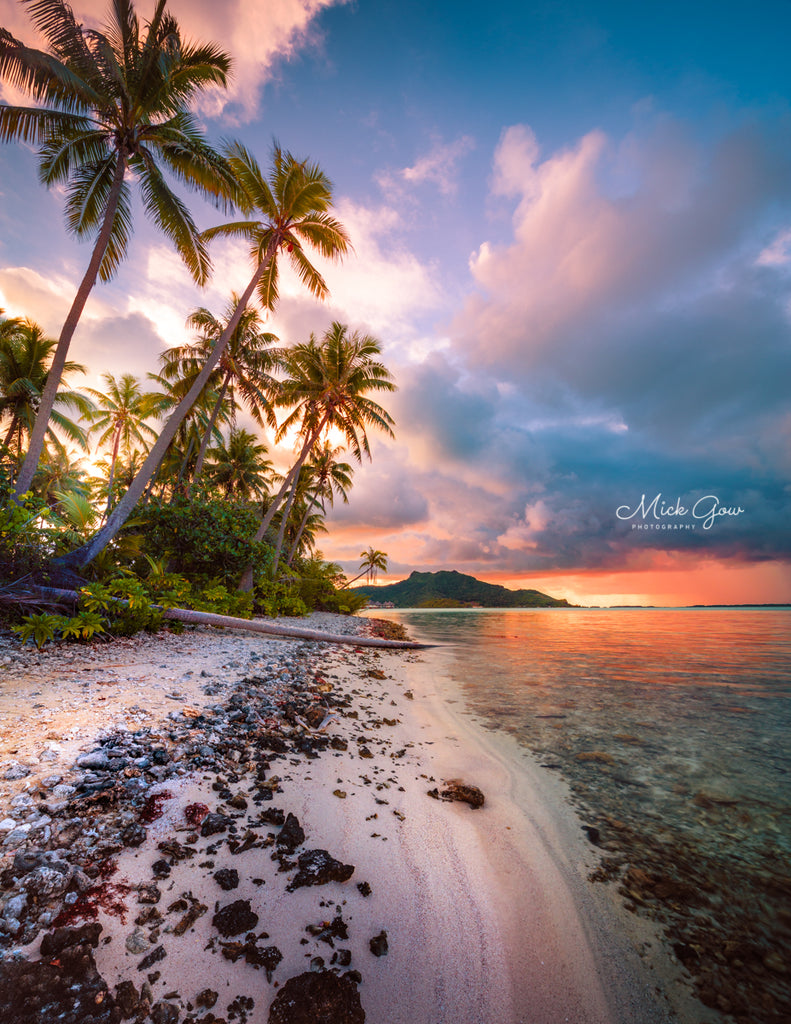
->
[[1, 0, 790, 604]]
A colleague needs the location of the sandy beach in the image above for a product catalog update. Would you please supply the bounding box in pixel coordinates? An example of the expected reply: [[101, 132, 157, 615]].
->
[[0, 614, 685, 1023]]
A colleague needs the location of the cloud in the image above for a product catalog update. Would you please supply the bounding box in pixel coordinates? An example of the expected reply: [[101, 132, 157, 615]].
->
[[757, 226, 791, 268], [457, 120, 791, 380], [327, 458, 429, 531], [377, 134, 476, 198], [0, 266, 76, 333], [262, 195, 446, 350], [317, 118, 791, 584], [168, 0, 348, 122], [0, 0, 344, 122], [72, 312, 169, 388]]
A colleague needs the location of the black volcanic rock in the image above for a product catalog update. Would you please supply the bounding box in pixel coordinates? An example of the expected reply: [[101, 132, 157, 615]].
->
[[287, 850, 354, 891], [213, 867, 239, 891], [277, 812, 305, 853], [212, 899, 259, 937], [268, 970, 364, 1024], [0, 926, 117, 1024]]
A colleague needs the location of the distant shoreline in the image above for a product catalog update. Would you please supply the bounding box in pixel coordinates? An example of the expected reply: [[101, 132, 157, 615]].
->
[[365, 603, 791, 611]]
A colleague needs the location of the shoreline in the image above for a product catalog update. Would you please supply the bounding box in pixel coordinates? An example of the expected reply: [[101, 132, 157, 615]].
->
[[0, 614, 680, 1022]]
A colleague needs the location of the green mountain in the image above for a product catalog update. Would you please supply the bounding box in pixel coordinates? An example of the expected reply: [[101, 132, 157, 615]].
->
[[353, 570, 571, 608]]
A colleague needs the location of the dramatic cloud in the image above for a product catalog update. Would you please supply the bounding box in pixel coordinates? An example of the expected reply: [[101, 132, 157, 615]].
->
[[459, 120, 791, 373], [168, 0, 347, 121], [384, 118, 791, 579]]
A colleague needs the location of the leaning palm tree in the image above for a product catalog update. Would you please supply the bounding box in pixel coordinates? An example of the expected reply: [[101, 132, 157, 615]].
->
[[285, 443, 352, 566], [346, 547, 388, 586], [160, 298, 281, 486], [57, 141, 349, 570], [0, 318, 93, 462], [84, 373, 158, 518], [1, 0, 235, 497]]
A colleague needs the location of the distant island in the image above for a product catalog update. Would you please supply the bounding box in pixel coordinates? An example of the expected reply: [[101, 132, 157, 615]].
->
[[353, 570, 572, 609]]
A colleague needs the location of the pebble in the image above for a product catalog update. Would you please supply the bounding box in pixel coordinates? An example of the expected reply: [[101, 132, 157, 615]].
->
[[125, 928, 150, 954]]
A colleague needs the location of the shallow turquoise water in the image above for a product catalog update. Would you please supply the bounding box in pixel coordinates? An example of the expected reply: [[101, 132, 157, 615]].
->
[[368, 607, 791, 1023]]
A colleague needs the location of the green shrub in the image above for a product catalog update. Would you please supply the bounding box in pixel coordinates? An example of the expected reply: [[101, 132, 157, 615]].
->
[[318, 588, 368, 615], [255, 579, 308, 618], [132, 495, 271, 588], [0, 485, 59, 587]]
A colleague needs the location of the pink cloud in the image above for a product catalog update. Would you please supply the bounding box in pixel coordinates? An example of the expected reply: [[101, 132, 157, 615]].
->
[[457, 120, 783, 377], [0, 0, 344, 121]]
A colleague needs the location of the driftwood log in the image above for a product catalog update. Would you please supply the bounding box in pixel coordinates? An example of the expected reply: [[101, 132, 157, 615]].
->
[[1, 585, 429, 650]]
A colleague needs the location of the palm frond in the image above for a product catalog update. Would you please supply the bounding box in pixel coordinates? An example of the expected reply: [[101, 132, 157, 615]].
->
[[39, 128, 110, 184], [134, 149, 210, 285], [0, 103, 91, 145]]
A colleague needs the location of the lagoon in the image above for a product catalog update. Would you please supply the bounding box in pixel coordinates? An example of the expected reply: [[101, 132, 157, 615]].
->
[[370, 607, 791, 1024]]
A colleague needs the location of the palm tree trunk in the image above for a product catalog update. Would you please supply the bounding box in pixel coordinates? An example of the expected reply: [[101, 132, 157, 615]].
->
[[286, 496, 319, 566], [255, 413, 330, 541], [2, 417, 18, 451], [14, 155, 127, 498], [1, 585, 429, 649], [237, 417, 328, 592], [190, 372, 230, 487], [270, 468, 301, 578], [54, 244, 276, 570], [103, 428, 121, 522]]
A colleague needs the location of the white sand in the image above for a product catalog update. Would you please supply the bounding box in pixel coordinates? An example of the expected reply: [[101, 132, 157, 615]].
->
[[0, 618, 694, 1022]]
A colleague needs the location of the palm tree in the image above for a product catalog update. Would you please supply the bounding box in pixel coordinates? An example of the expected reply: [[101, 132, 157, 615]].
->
[[57, 142, 349, 570], [160, 298, 281, 486], [205, 427, 273, 501], [346, 547, 388, 586], [1, 0, 235, 497], [0, 318, 93, 463], [84, 373, 158, 518], [286, 443, 352, 566], [244, 324, 394, 589], [33, 445, 89, 506], [247, 322, 395, 547]]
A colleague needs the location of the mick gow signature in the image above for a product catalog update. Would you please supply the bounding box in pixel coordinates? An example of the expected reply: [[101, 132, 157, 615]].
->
[[616, 493, 746, 530]]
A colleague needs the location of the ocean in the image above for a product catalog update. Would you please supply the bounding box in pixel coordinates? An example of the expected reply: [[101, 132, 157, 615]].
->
[[370, 607, 791, 1024]]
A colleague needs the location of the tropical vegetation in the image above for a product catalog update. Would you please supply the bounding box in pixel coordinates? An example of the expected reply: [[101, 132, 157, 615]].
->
[[0, 0, 395, 643]]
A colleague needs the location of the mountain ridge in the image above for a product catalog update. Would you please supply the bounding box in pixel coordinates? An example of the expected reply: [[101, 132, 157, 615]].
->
[[353, 569, 571, 608]]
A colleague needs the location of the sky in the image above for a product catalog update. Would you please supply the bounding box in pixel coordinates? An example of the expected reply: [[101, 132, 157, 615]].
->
[[1, 0, 790, 606]]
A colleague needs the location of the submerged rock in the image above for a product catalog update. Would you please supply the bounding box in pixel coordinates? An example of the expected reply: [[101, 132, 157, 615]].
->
[[268, 970, 364, 1024]]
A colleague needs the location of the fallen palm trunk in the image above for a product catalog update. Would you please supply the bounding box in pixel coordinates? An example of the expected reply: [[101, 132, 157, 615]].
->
[[2, 585, 430, 650]]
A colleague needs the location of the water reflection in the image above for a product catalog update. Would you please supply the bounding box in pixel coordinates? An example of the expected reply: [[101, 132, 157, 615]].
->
[[373, 608, 791, 1024]]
